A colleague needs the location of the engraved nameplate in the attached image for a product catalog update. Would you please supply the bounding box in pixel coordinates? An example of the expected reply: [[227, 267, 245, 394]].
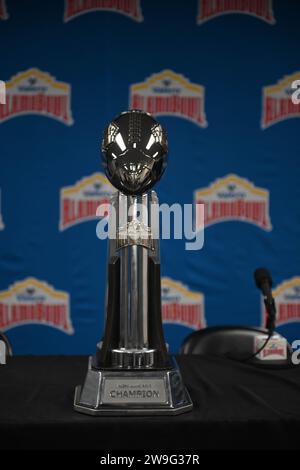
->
[[102, 378, 167, 405]]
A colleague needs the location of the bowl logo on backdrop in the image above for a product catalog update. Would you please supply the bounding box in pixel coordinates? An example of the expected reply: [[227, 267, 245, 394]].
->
[[197, 0, 275, 25], [59, 173, 115, 231], [0, 68, 73, 125], [161, 278, 206, 330], [0, 278, 73, 334], [262, 278, 300, 328], [195, 174, 272, 231], [129, 70, 208, 128], [262, 72, 300, 129], [64, 0, 143, 22], [0, 0, 8, 20]]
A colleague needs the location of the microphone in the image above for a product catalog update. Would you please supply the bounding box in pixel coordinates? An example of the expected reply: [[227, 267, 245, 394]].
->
[[254, 268, 276, 331]]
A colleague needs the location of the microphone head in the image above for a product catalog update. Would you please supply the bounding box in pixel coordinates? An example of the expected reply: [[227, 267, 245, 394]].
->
[[254, 267, 273, 289]]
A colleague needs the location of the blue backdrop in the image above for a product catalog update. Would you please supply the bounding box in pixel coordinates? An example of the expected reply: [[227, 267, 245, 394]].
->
[[0, 0, 300, 354]]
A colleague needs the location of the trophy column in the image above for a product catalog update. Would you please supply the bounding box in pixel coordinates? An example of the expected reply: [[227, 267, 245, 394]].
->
[[74, 109, 192, 416]]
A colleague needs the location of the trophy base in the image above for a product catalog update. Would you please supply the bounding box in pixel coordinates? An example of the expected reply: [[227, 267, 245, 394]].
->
[[74, 356, 193, 416]]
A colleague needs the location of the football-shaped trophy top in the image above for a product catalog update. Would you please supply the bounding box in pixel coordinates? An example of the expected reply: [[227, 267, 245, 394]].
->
[[102, 110, 168, 195]]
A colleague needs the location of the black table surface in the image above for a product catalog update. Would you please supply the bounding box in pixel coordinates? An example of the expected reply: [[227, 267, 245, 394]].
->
[[1, 355, 300, 450]]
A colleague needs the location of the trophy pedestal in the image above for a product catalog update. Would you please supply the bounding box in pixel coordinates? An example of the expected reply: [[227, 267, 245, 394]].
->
[[74, 356, 192, 416], [74, 188, 193, 417]]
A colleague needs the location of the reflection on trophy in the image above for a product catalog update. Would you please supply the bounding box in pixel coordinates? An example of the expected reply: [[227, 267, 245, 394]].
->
[[74, 110, 193, 415]]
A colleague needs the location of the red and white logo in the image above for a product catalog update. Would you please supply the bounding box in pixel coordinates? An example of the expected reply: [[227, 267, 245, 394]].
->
[[0, 278, 73, 334], [195, 174, 272, 231], [130, 70, 208, 128], [60, 172, 115, 231], [64, 0, 143, 22], [0, 68, 73, 125], [262, 72, 300, 129], [0, 0, 8, 20], [161, 278, 206, 330], [255, 335, 287, 360], [197, 0, 275, 25], [262, 277, 300, 327], [0, 189, 4, 230]]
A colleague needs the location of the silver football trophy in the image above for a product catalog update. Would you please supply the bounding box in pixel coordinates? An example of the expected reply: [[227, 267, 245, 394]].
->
[[74, 110, 193, 415], [0, 340, 6, 365]]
